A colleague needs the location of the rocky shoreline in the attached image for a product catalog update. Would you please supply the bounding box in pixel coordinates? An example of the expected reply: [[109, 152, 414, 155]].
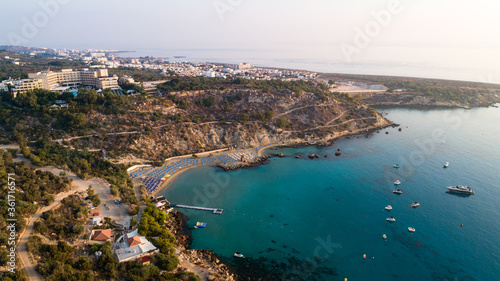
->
[[168, 210, 237, 280], [216, 155, 270, 171], [168, 209, 339, 281]]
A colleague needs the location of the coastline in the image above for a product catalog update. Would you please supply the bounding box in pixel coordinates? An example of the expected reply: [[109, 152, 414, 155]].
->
[[148, 121, 392, 198]]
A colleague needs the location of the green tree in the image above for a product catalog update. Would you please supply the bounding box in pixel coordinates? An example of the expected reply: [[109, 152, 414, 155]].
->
[[276, 118, 290, 128], [153, 253, 179, 271]]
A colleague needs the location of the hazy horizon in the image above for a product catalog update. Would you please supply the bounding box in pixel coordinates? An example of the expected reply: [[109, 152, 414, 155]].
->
[[2, 0, 499, 83]]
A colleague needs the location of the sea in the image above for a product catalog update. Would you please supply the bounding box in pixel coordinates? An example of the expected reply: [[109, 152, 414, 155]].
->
[[163, 105, 500, 281], [115, 47, 500, 84]]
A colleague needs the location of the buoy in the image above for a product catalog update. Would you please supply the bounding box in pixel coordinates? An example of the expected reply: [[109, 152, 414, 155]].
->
[[461, 224, 463, 227], [363, 254, 366, 259], [345, 279, 348, 281]]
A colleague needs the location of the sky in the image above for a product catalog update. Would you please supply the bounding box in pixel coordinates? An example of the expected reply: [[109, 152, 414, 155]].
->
[[1, 0, 500, 82]]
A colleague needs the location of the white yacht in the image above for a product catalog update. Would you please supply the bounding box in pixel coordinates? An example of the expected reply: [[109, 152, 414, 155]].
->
[[394, 180, 401, 185], [446, 186, 474, 195]]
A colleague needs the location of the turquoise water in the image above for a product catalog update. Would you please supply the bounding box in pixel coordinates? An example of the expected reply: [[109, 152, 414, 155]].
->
[[163, 106, 500, 281]]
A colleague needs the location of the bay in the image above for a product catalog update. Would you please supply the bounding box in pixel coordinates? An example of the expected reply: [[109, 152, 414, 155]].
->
[[163, 105, 500, 280]]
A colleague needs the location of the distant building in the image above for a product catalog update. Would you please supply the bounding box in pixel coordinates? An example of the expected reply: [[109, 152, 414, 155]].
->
[[203, 71, 216, 78], [90, 52, 106, 58], [236, 62, 252, 70], [118, 75, 135, 84]]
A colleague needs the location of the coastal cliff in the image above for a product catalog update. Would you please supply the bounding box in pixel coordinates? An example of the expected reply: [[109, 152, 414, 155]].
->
[[75, 88, 391, 161]]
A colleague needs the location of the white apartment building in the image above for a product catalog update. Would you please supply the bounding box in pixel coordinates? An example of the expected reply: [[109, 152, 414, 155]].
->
[[27, 68, 118, 91], [0, 78, 44, 97]]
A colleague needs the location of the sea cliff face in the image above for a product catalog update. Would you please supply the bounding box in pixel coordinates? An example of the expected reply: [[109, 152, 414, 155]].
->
[[119, 89, 391, 160], [72, 88, 392, 161]]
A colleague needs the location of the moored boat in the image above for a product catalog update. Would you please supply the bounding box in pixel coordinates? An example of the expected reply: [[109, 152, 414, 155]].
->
[[394, 180, 401, 185], [393, 189, 403, 194], [411, 202, 420, 208], [408, 227, 416, 233], [234, 252, 244, 258], [385, 205, 393, 210], [194, 222, 207, 229], [393, 164, 400, 168], [443, 162, 449, 168], [446, 185, 474, 195], [386, 217, 396, 222], [382, 234, 387, 239]]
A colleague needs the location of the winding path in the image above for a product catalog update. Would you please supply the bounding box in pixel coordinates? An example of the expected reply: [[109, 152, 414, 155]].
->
[[272, 102, 336, 119], [284, 114, 376, 133], [15, 164, 114, 280]]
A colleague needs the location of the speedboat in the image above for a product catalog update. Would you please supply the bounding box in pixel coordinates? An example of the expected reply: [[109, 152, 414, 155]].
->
[[233, 252, 244, 258], [213, 209, 223, 214], [394, 180, 401, 185], [411, 202, 420, 208], [385, 205, 393, 210], [194, 222, 207, 229], [393, 164, 400, 168], [446, 186, 474, 195], [393, 189, 403, 194], [386, 217, 396, 222], [382, 234, 387, 239], [408, 227, 415, 233], [443, 162, 449, 168]]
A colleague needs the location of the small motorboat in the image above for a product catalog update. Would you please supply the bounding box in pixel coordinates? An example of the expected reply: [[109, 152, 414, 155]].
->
[[408, 227, 416, 233], [393, 164, 400, 168], [394, 180, 401, 185], [393, 189, 403, 194], [213, 209, 223, 214], [233, 252, 244, 258], [386, 217, 396, 222], [443, 162, 449, 168], [194, 222, 207, 229], [385, 205, 393, 210], [382, 234, 387, 239], [411, 202, 420, 208]]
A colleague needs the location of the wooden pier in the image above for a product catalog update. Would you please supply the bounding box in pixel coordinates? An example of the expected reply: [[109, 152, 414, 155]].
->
[[172, 204, 223, 214]]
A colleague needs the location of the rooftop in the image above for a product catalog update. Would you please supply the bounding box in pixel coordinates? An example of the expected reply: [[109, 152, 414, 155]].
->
[[92, 229, 112, 241]]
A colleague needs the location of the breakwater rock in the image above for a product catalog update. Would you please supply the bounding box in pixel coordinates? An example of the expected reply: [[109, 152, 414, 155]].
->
[[217, 156, 270, 171]]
